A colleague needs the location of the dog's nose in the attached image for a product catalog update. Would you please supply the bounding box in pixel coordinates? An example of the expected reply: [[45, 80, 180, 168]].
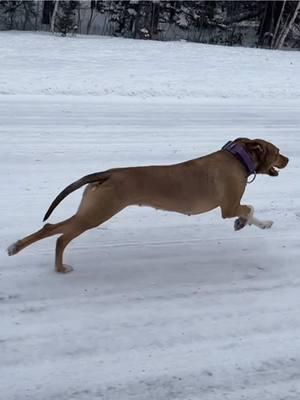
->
[[281, 155, 289, 167]]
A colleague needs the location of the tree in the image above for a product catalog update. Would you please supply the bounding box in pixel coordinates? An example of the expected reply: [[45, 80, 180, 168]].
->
[[42, 0, 53, 25], [257, 1, 300, 48], [86, 0, 96, 34], [0, 0, 299, 48], [275, 1, 300, 48], [55, 1, 78, 36], [271, 0, 287, 48], [50, 0, 59, 33], [0, 0, 23, 29]]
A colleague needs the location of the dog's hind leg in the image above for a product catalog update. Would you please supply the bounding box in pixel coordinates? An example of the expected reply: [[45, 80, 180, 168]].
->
[[8, 181, 126, 272], [55, 229, 84, 273], [7, 217, 75, 256], [52, 183, 126, 273]]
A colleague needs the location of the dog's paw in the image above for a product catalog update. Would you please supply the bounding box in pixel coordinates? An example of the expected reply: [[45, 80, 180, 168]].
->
[[56, 264, 74, 273], [258, 220, 274, 230], [7, 241, 20, 256], [234, 217, 248, 231]]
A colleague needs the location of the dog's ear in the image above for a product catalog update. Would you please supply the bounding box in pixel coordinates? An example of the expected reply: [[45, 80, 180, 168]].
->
[[234, 137, 250, 143], [246, 140, 266, 159]]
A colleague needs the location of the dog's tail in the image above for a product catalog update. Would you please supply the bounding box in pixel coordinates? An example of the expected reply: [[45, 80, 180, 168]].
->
[[43, 171, 111, 221]]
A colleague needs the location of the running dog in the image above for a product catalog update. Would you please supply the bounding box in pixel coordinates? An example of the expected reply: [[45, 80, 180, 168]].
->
[[7, 138, 289, 273]]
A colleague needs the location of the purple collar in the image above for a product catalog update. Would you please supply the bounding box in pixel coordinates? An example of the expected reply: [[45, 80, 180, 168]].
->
[[222, 141, 256, 177]]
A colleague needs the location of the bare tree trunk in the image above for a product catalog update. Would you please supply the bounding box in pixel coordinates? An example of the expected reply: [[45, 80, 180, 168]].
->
[[22, 1, 31, 31], [86, 1, 95, 34], [258, 3, 268, 46], [77, 6, 81, 33], [271, 0, 286, 48], [35, 0, 40, 31], [86, 10, 95, 34], [275, 6, 290, 46], [276, 1, 300, 49], [101, 14, 108, 35], [51, 0, 59, 33], [150, 2, 160, 39]]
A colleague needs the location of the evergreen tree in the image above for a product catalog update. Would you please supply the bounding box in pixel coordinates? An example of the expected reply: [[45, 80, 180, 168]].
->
[[55, 1, 78, 36]]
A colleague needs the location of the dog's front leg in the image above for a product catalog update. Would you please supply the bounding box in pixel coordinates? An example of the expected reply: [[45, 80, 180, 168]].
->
[[243, 207, 274, 230], [221, 204, 273, 231]]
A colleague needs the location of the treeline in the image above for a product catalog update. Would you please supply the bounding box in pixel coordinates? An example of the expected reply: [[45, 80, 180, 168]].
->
[[0, 1, 299, 49]]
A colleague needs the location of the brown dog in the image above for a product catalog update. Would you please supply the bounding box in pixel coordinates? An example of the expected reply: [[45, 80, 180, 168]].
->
[[7, 138, 288, 273]]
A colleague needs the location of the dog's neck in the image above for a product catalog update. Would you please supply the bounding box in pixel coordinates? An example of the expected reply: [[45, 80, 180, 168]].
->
[[222, 141, 256, 177]]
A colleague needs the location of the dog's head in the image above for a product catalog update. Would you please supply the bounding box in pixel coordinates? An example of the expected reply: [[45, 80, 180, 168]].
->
[[235, 138, 289, 176]]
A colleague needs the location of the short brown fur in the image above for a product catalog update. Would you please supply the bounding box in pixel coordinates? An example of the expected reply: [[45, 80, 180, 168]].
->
[[7, 138, 288, 273]]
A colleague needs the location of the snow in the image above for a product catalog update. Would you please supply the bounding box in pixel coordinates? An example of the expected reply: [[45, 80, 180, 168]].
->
[[1, 31, 300, 99], [1, 32, 300, 399]]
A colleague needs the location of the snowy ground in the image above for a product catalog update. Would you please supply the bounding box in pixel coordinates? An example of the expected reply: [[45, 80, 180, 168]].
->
[[1, 32, 300, 400]]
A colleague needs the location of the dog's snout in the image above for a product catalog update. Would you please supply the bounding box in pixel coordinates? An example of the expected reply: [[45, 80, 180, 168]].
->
[[278, 154, 289, 168], [282, 155, 289, 166]]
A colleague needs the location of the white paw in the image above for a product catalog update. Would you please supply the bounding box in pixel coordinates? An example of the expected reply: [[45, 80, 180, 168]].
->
[[258, 220, 274, 229]]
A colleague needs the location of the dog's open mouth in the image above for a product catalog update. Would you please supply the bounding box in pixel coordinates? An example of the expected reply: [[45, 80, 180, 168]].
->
[[269, 166, 279, 176]]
